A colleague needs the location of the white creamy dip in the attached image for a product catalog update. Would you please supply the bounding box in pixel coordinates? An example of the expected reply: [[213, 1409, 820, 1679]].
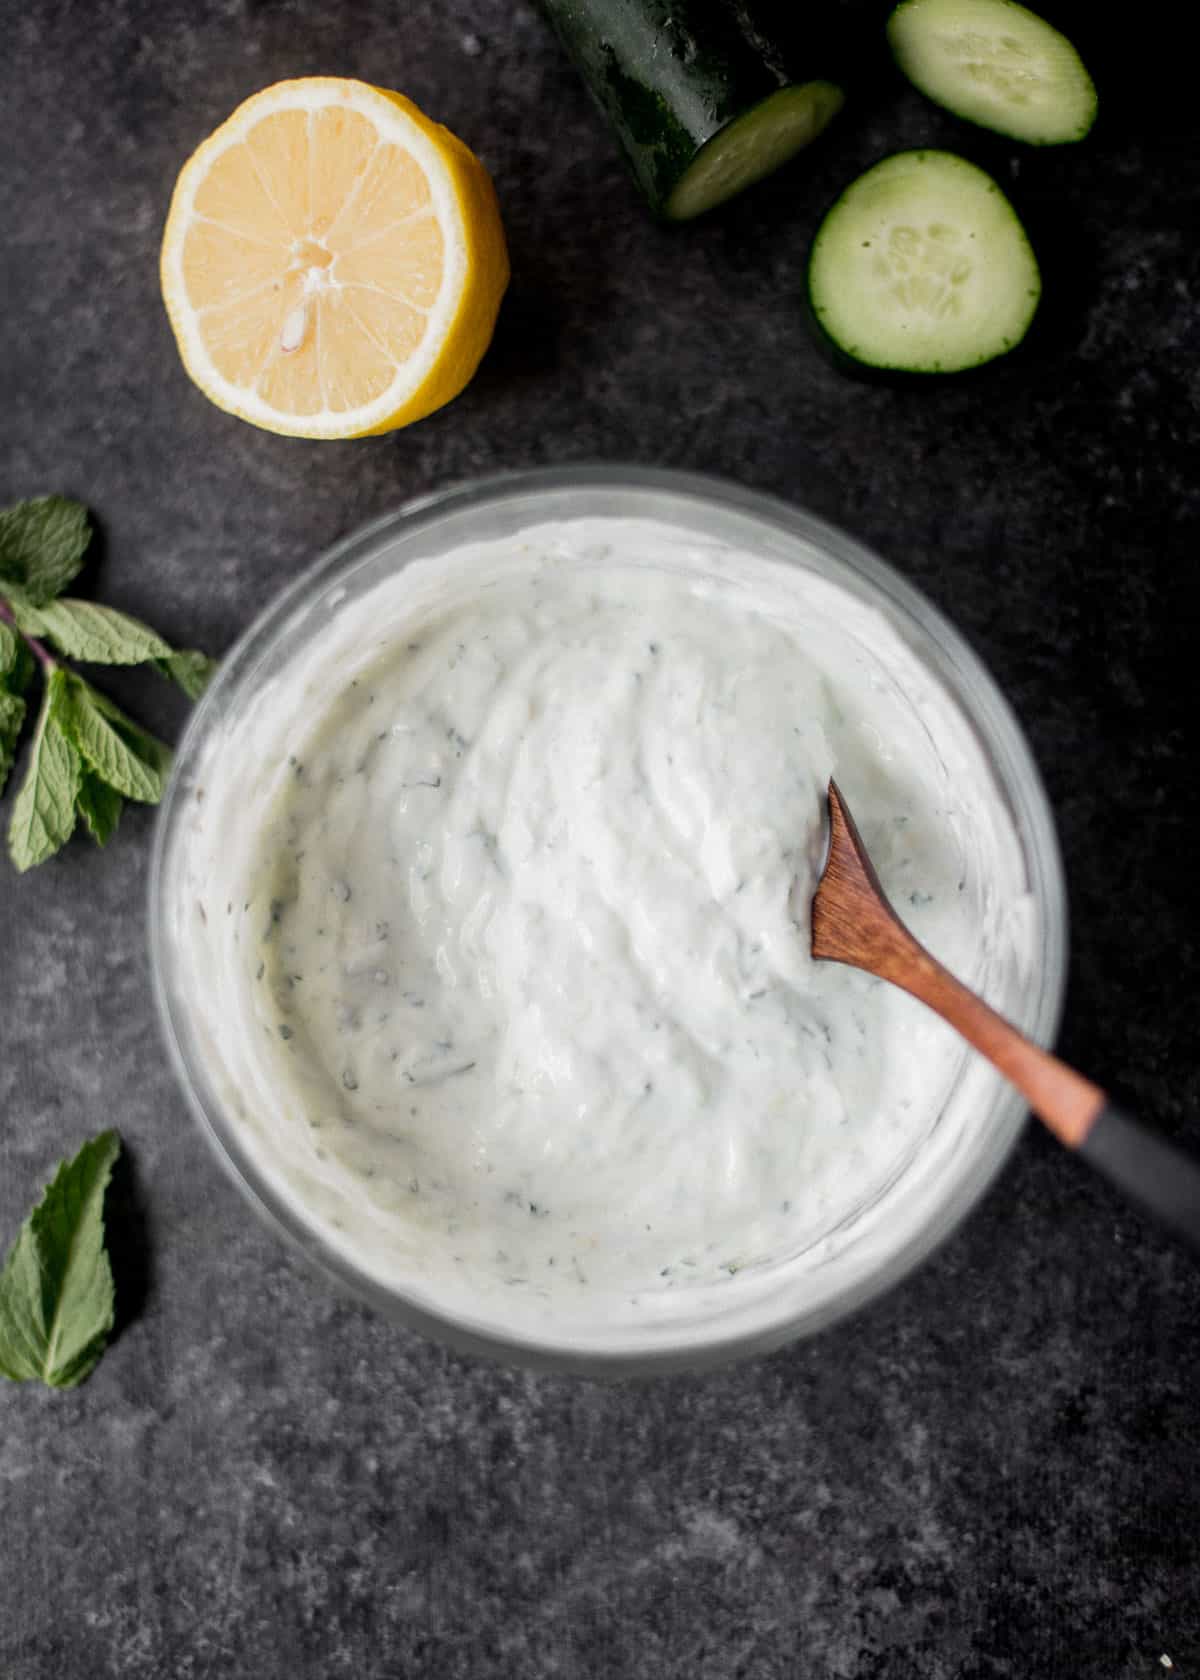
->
[[167, 514, 1036, 1352]]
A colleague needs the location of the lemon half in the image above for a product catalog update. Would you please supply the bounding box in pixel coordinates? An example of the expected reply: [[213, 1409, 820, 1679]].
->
[[160, 78, 509, 438]]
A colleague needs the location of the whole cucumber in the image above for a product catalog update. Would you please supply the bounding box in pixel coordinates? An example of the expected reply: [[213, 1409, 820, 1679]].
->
[[538, 0, 845, 220]]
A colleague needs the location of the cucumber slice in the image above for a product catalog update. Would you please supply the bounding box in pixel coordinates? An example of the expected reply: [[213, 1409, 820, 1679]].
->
[[538, 0, 845, 220], [887, 0, 1098, 145], [807, 150, 1041, 374], [666, 81, 845, 221]]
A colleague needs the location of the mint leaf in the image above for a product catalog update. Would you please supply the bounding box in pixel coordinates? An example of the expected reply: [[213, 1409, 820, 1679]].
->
[[2, 619, 23, 681], [1, 618, 35, 697], [0, 582, 45, 637], [23, 598, 172, 666], [0, 690, 26, 799], [7, 670, 81, 871], [0, 497, 91, 607], [60, 674, 169, 804], [77, 771, 123, 846], [0, 1131, 120, 1389], [156, 648, 218, 700], [83, 680, 173, 784], [0, 621, 30, 794]]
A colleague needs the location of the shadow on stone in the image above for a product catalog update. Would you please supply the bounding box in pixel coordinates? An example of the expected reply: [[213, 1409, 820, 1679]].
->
[[476, 279, 569, 388], [105, 1143, 154, 1341], [79, 504, 107, 592]]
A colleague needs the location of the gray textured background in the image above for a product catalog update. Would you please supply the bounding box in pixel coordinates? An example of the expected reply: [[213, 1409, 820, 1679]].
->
[[2, 2, 1198, 1675]]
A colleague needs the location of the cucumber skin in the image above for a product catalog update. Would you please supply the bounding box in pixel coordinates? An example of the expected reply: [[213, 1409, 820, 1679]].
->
[[805, 150, 1042, 377], [805, 304, 1035, 381], [802, 291, 989, 383], [537, 0, 833, 214], [886, 0, 1099, 146]]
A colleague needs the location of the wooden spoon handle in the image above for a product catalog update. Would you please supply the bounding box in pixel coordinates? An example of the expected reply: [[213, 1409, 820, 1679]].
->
[[1079, 1103, 1200, 1253], [814, 780, 1200, 1249], [874, 937, 1105, 1149], [881, 936, 1200, 1253]]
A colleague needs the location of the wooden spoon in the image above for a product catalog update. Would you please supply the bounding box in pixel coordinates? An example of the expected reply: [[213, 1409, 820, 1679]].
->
[[811, 779, 1200, 1251]]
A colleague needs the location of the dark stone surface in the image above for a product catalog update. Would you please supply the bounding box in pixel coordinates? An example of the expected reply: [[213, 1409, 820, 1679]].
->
[[1, 2, 1197, 1674]]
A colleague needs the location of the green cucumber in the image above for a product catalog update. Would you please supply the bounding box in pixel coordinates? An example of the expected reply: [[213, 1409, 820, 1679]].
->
[[806, 151, 1041, 374], [537, 0, 845, 220], [887, 0, 1097, 145]]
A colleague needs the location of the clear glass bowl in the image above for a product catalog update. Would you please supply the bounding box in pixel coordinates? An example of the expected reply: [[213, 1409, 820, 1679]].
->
[[149, 466, 1067, 1373]]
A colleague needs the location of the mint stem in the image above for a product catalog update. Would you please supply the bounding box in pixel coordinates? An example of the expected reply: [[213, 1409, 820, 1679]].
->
[[0, 593, 57, 673]]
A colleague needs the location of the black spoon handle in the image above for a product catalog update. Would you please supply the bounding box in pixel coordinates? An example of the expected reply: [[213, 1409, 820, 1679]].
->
[[1079, 1103, 1200, 1253]]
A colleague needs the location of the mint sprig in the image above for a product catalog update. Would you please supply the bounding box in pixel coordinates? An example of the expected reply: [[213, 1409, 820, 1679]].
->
[[0, 1131, 121, 1389], [0, 496, 218, 871]]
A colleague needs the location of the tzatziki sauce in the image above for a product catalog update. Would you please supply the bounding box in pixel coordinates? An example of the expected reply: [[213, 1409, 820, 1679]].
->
[[168, 515, 1036, 1351]]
